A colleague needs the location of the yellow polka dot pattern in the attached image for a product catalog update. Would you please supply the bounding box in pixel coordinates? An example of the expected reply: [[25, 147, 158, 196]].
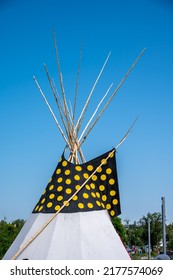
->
[[33, 149, 121, 217]]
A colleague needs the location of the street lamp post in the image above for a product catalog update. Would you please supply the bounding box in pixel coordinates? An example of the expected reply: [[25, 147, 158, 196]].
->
[[161, 197, 166, 254], [148, 217, 151, 260]]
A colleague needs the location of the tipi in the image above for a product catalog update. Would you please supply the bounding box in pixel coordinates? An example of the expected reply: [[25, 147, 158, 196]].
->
[[3, 36, 145, 260]]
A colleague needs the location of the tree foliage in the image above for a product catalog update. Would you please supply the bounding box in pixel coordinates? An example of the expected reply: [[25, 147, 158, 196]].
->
[[138, 212, 162, 250], [166, 223, 173, 250], [127, 222, 143, 247], [111, 217, 128, 244], [0, 219, 25, 259]]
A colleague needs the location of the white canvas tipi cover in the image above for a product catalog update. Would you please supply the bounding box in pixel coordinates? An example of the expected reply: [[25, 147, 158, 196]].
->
[[3, 149, 130, 260]]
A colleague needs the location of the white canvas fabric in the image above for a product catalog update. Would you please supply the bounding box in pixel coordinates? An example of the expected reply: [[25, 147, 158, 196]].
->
[[3, 210, 130, 260]]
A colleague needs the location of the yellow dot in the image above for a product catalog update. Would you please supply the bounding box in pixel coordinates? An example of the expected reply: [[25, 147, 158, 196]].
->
[[66, 188, 72, 194], [106, 168, 112, 175], [110, 210, 115, 216], [72, 195, 78, 201], [109, 179, 115, 185], [96, 192, 101, 198], [113, 199, 118, 205], [110, 190, 116, 196], [57, 186, 63, 192], [87, 165, 93, 171], [90, 183, 95, 189], [101, 203, 105, 208], [38, 206, 43, 212], [85, 184, 90, 190], [101, 158, 107, 165], [83, 193, 89, 199], [63, 200, 70, 207], [97, 167, 102, 173], [102, 195, 107, 202], [96, 200, 101, 206], [47, 202, 53, 208], [87, 203, 93, 209], [106, 203, 111, 210], [91, 192, 96, 198], [57, 195, 63, 201], [35, 205, 39, 211], [49, 185, 54, 191], [62, 160, 68, 167], [101, 174, 107, 181], [59, 157, 62, 162], [75, 165, 82, 171], [55, 205, 61, 211], [83, 173, 89, 179], [99, 185, 105, 191], [66, 179, 71, 185], [75, 185, 80, 190], [109, 152, 114, 158], [74, 174, 80, 181], [78, 203, 84, 209], [65, 169, 70, 175], [92, 175, 97, 181], [49, 194, 55, 199], [57, 177, 63, 183], [56, 168, 61, 174], [42, 189, 46, 195], [49, 177, 52, 183]]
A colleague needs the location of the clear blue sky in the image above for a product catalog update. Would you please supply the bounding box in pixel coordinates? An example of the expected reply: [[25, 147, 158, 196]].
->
[[0, 0, 173, 225]]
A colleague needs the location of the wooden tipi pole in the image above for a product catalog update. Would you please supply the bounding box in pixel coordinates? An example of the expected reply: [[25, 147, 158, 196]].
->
[[79, 49, 146, 147]]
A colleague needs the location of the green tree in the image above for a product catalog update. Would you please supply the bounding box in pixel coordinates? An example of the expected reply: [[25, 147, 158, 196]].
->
[[111, 217, 128, 244], [166, 223, 173, 251], [139, 212, 162, 251], [0, 219, 25, 259], [11, 219, 25, 229], [127, 222, 143, 248]]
